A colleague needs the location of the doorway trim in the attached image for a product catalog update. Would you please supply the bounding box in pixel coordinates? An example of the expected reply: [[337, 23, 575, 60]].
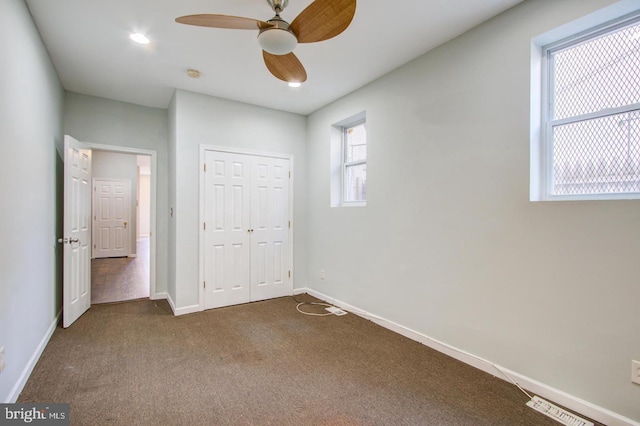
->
[[198, 144, 294, 311], [85, 142, 159, 300]]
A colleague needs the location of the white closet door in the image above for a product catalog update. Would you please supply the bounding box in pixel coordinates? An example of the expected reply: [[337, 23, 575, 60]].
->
[[250, 156, 290, 301], [93, 179, 130, 259], [204, 151, 252, 309]]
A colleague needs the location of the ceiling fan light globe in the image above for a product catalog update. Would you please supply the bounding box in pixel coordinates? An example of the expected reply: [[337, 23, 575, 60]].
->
[[258, 28, 297, 55]]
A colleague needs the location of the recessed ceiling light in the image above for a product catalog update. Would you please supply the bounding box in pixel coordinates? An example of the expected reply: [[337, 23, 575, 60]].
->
[[288, 82, 301, 88], [130, 33, 150, 45]]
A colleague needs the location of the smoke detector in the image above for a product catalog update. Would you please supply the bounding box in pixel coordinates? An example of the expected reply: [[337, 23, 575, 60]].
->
[[186, 69, 201, 79]]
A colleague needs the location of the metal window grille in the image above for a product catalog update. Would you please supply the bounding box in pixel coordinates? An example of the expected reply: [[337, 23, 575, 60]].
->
[[343, 121, 367, 203], [545, 17, 640, 197]]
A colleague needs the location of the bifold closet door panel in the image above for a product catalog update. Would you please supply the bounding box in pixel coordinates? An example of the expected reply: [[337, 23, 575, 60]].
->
[[203, 151, 252, 309], [250, 156, 290, 302]]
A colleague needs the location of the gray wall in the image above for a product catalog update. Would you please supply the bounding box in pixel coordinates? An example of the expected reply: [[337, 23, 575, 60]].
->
[[92, 151, 139, 256], [63, 92, 169, 296], [305, 0, 639, 421], [0, 0, 64, 403], [171, 90, 307, 309]]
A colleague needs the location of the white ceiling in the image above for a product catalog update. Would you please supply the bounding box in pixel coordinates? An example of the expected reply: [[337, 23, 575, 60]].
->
[[26, 0, 523, 115]]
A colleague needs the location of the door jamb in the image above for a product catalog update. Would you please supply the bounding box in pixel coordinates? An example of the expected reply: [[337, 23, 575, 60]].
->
[[198, 144, 294, 311]]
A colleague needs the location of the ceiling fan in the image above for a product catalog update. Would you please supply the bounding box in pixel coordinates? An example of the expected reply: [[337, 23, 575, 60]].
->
[[175, 0, 357, 84]]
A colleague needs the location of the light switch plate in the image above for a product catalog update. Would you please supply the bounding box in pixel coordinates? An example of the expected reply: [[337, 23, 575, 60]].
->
[[632, 360, 640, 385]]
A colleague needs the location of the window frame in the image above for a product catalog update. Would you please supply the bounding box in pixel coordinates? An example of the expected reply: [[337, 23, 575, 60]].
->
[[341, 118, 367, 206], [540, 13, 640, 201]]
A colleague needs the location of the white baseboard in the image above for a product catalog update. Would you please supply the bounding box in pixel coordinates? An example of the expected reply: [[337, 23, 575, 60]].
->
[[150, 291, 167, 301], [299, 288, 639, 426], [166, 292, 177, 314], [173, 304, 200, 316], [5, 310, 61, 403], [165, 293, 200, 316]]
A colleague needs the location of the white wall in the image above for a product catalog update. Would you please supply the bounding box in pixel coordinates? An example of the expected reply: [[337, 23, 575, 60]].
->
[[306, 0, 640, 421], [171, 90, 307, 309], [63, 92, 169, 295], [0, 0, 64, 402], [92, 151, 139, 256]]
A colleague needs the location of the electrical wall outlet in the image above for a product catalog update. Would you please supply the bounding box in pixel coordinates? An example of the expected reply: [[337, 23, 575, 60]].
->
[[320, 269, 325, 280], [0, 346, 5, 374], [632, 360, 640, 385]]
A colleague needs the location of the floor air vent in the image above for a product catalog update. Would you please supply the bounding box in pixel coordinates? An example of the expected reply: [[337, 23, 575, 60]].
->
[[526, 396, 593, 426]]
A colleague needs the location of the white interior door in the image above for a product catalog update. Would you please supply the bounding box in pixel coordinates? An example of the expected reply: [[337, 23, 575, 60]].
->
[[93, 179, 130, 258], [202, 150, 292, 310], [250, 156, 290, 301], [203, 151, 252, 309], [62, 135, 92, 328]]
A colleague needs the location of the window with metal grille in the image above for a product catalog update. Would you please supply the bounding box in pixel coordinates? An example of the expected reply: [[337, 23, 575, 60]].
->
[[543, 16, 640, 199], [343, 120, 367, 203]]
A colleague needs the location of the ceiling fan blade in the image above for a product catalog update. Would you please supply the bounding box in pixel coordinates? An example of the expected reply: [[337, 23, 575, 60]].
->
[[263, 52, 308, 83], [175, 14, 273, 30], [290, 0, 356, 44]]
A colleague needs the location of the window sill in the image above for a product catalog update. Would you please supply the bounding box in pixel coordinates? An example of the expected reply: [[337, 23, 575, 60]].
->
[[533, 193, 640, 202], [340, 201, 366, 208]]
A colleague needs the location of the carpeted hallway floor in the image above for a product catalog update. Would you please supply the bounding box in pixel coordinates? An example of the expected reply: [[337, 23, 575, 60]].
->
[[18, 296, 598, 425], [91, 237, 150, 304]]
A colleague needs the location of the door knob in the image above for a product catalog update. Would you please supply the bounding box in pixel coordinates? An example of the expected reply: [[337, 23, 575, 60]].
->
[[58, 237, 80, 244], [124, 221, 128, 229]]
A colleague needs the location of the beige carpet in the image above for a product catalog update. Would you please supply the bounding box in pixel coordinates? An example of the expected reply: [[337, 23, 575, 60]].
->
[[18, 295, 598, 425]]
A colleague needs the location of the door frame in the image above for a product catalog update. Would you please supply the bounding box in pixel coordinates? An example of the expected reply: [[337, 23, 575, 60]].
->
[[198, 144, 294, 311], [84, 143, 159, 300]]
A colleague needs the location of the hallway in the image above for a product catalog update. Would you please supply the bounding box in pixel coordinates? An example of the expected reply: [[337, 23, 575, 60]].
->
[[91, 237, 150, 304]]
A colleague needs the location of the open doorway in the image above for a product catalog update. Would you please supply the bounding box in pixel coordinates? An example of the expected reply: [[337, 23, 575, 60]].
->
[[90, 152, 152, 304]]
